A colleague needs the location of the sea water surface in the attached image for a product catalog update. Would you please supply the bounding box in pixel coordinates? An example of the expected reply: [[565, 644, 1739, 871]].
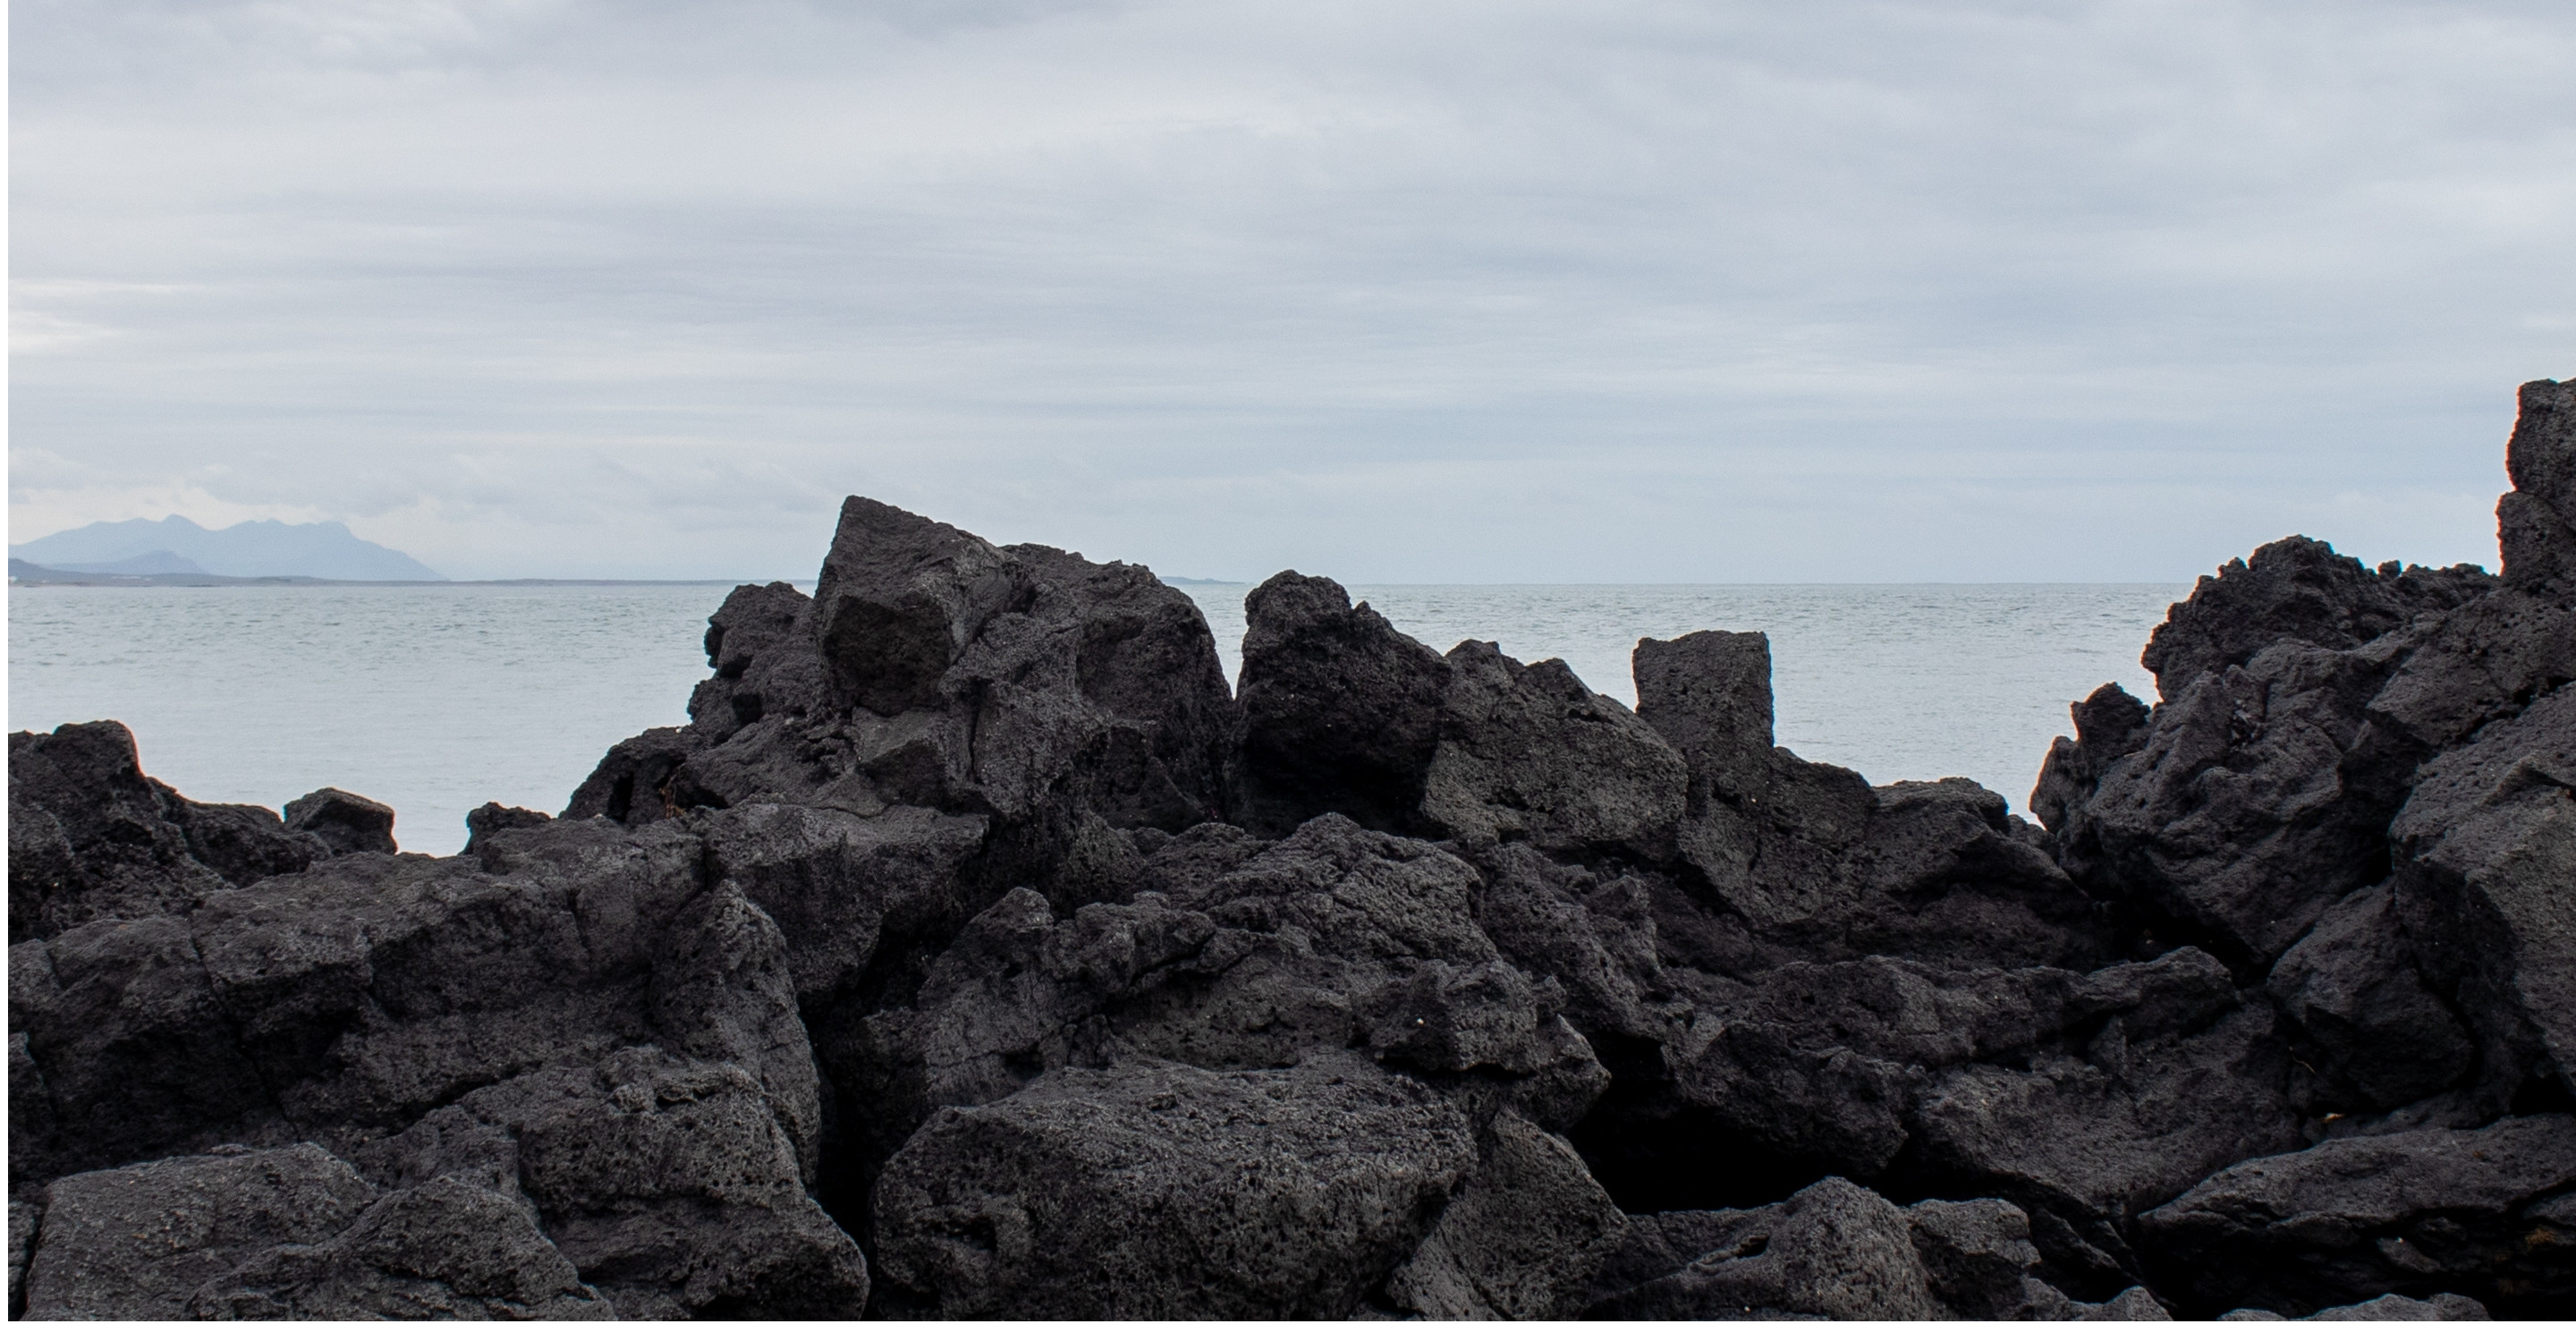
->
[[8, 581, 2185, 854]]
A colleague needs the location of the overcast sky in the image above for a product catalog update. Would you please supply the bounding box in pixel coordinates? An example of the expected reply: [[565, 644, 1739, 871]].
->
[[11, 0, 2573, 581]]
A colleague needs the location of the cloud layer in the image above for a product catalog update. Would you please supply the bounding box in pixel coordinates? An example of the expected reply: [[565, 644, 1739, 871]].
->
[[12, 0, 2573, 581]]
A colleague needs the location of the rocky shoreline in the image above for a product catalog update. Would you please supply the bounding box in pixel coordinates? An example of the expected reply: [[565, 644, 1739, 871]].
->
[[10, 377, 2572, 1320]]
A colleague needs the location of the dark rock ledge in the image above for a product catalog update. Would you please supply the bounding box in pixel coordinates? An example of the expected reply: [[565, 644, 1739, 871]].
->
[[10, 378, 2572, 1320]]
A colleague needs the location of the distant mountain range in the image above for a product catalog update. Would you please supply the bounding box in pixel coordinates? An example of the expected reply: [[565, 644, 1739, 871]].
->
[[10, 515, 444, 581]]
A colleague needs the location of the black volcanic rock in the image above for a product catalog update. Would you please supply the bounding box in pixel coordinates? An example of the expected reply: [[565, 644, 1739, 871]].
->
[[1232, 570, 1451, 836], [462, 800, 551, 853], [1636, 632, 2108, 972], [1386, 1106, 1629, 1319], [7, 813, 869, 1318], [2388, 683, 2576, 1108], [2266, 882, 2475, 1111], [17, 1143, 613, 1320], [7, 721, 330, 942], [872, 1055, 1476, 1320], [2138, 1114, 2576, 1317], [571, 496, 1235, 842], [2071, 637, 2427, 968], [20, 1143, 378, 1320], [2500, 377, 2576, 598], [2031, 682, 2151, 836], [283, 785, 399, 854], [2220, 1295, 2493, 1320], [12, 376, 2575, 1320], [1580, 1176, 1945, 1319], [1632, 630, 1775, 805], [1420, 640, 1689, 861], [2140, 535, 2491, 705]]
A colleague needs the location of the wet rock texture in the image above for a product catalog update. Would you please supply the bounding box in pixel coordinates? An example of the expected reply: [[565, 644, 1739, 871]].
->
[[8, 378, 2572, 1320]]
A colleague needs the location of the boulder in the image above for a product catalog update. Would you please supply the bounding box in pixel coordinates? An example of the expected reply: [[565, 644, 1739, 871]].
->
[[700, 800, 991, 1009], [1904, 997, 2303, 1295], [571, 497, 1237, 840], [1470, 844, 1676, 1047], [10, 918, 293, 1182], [1852, 778, 2114, 971], [1662, 948, 2264, 1174], [1631, 630, 1775, 807], [2069, 638, 2423, 968], [18, 1142, 617, 1320], [2031, 683, 2152, 836], [357, 1048, 869, 1318], [283, 786, 399, 855], [2138, 536, 2489, 705], [189, 1175, 615, 1320], [1637, 635, 2106, 972], [1385, 1108, 1629, 1320], [872, 1054, 1476, 1319], [1906, 1194, 2072, 1320], [2266, 882, 2474, 1111], [462, 801, 550, 854], [689, 579, 817, 743], [2499, 377, 2576, 598], [2364, 588, 2576, 758], [8, 721, 328, 942], [852, 815, 1609, 1158], [564, 725, 705, 826], [2137, 1113, 2576, 1317], [6, 812, 868, 1316], [1419, 640, 1689, 860], [1578, 1176, 1944, 1320], [2389, 685, 2576, 1108], [1232, 571, 1450, 836], [19, 1144, 377, 1320], [2219, 1294, 2492, 1320], [1571, 944, 2302, 1291]]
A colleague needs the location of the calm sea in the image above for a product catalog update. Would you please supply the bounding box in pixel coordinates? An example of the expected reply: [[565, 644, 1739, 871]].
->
[[8, 581, 2183, 854]]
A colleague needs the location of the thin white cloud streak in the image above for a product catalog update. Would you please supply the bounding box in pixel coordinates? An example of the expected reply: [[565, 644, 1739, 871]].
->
[[10, 0, 2573, 580]]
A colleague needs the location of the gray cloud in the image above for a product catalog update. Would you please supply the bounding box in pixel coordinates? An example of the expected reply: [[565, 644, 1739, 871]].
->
[[12, 0, 2572, 580]]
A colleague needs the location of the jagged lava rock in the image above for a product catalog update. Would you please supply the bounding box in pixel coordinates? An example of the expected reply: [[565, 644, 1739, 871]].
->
[[2072, 633, 2428, 967], [1385, 1107, 1628, 1320], [872, 1054, 1475, 1319], [283, 786, 399, 855], [2499, 377, 2576, 598], [1635, 632, 2110, 972], [1579, 1176, 1944, 1319], [1573, 1176, 2172, 1320], [2219, 1294, 2493, 1320], [16, 1142, 614, 1320], [572, 496, 1236, 844], [2030, 682, 2151, 836], [8, 721, 330, 942], [20, 1143, 377, 1320], [2138, 536, 2491, 706], [1419, 639, 1688, 860], [2138, 1113, 2576, 1317], [1231, 570, 1451, 836], [2266, 881, 2474, 1111], [9, 811, 869, 1317], [2389, 683, 2576, 1108], [12, 377, 2575, 1321]]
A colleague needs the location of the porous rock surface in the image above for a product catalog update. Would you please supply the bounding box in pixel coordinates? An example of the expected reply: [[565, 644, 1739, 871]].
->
[[7, 378, 2572, 1320]]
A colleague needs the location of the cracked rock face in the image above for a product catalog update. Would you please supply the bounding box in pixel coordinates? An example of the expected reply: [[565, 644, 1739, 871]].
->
[[8, 378, 2570, 1320]]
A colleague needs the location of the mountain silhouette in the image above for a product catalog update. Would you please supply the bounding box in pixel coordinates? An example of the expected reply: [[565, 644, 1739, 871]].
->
[[10, 515, 444, 581]]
